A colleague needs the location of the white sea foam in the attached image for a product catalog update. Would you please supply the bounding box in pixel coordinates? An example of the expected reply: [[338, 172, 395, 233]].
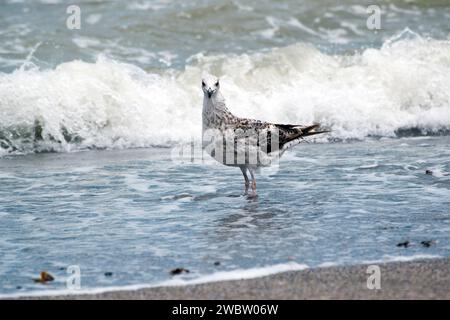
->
[[160, 262, 309, 287], [128, 0, 170, 11], [1, 31, 450, 156], [85, 14, 102, 25], [362, 254, 442, 265], [72, 36, 102, 49]]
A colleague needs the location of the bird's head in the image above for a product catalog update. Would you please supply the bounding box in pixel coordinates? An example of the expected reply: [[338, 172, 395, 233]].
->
[[202, 75, 220, 99]]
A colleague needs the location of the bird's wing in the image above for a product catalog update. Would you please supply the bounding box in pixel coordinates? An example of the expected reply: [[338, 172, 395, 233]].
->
[[226, 118, 329, 154]]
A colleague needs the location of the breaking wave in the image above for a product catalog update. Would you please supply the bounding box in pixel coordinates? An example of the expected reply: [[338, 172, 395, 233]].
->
[[1, 30, 450, 156]]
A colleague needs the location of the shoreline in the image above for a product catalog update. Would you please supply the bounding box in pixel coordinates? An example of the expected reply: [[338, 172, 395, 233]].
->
[[10, 258, 450, 300]]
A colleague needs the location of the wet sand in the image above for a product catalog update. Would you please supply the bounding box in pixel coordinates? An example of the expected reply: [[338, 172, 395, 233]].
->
[[13, 258, 450, 300]]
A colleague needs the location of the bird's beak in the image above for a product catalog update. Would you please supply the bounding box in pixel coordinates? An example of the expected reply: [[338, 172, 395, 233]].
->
[[207, 89, 213, 98]]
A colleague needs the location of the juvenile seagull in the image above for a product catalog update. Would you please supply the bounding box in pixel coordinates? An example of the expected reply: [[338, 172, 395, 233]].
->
[[201, 75, 328, 195]]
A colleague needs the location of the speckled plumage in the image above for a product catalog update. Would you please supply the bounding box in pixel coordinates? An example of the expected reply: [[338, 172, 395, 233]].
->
[[201, 75, 328, 195]]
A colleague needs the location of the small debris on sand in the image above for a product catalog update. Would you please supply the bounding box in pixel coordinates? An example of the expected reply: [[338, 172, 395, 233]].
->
[[396, 241, 410, 248], [32, 271, 55, 283], [421, 240, 434, 248], [170, 268, 190, 275]]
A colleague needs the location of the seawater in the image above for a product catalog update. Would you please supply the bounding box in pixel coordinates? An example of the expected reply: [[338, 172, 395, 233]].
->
[[0, 0, 450, 296]]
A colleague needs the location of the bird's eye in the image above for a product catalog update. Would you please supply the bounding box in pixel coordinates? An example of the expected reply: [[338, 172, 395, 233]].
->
[[215, 81, 219, 86], [202, 81, 206, 87]]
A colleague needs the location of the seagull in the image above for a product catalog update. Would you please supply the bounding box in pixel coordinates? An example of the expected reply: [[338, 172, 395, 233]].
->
[[201, 74, 329, 195]]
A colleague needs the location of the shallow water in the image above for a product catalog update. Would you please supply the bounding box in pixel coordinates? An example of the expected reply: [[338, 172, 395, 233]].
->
[[0, 136, 449, 295]]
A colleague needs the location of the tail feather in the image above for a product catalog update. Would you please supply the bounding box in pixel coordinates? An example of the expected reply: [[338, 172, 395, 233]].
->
[[277, 123, 330, 147], [301, 129, 331, 137]]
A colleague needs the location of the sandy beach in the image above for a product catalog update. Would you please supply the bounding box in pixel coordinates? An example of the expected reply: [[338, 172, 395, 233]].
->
[[13, 258, 450, 300]]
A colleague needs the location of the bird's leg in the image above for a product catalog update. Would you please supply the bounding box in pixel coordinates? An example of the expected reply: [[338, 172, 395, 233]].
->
[[248, 168, 257, 194], [240, 166, 250, 194]]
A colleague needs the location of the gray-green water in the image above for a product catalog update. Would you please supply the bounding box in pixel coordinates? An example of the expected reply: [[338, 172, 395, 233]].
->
[[1, 0, 450, 72]]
